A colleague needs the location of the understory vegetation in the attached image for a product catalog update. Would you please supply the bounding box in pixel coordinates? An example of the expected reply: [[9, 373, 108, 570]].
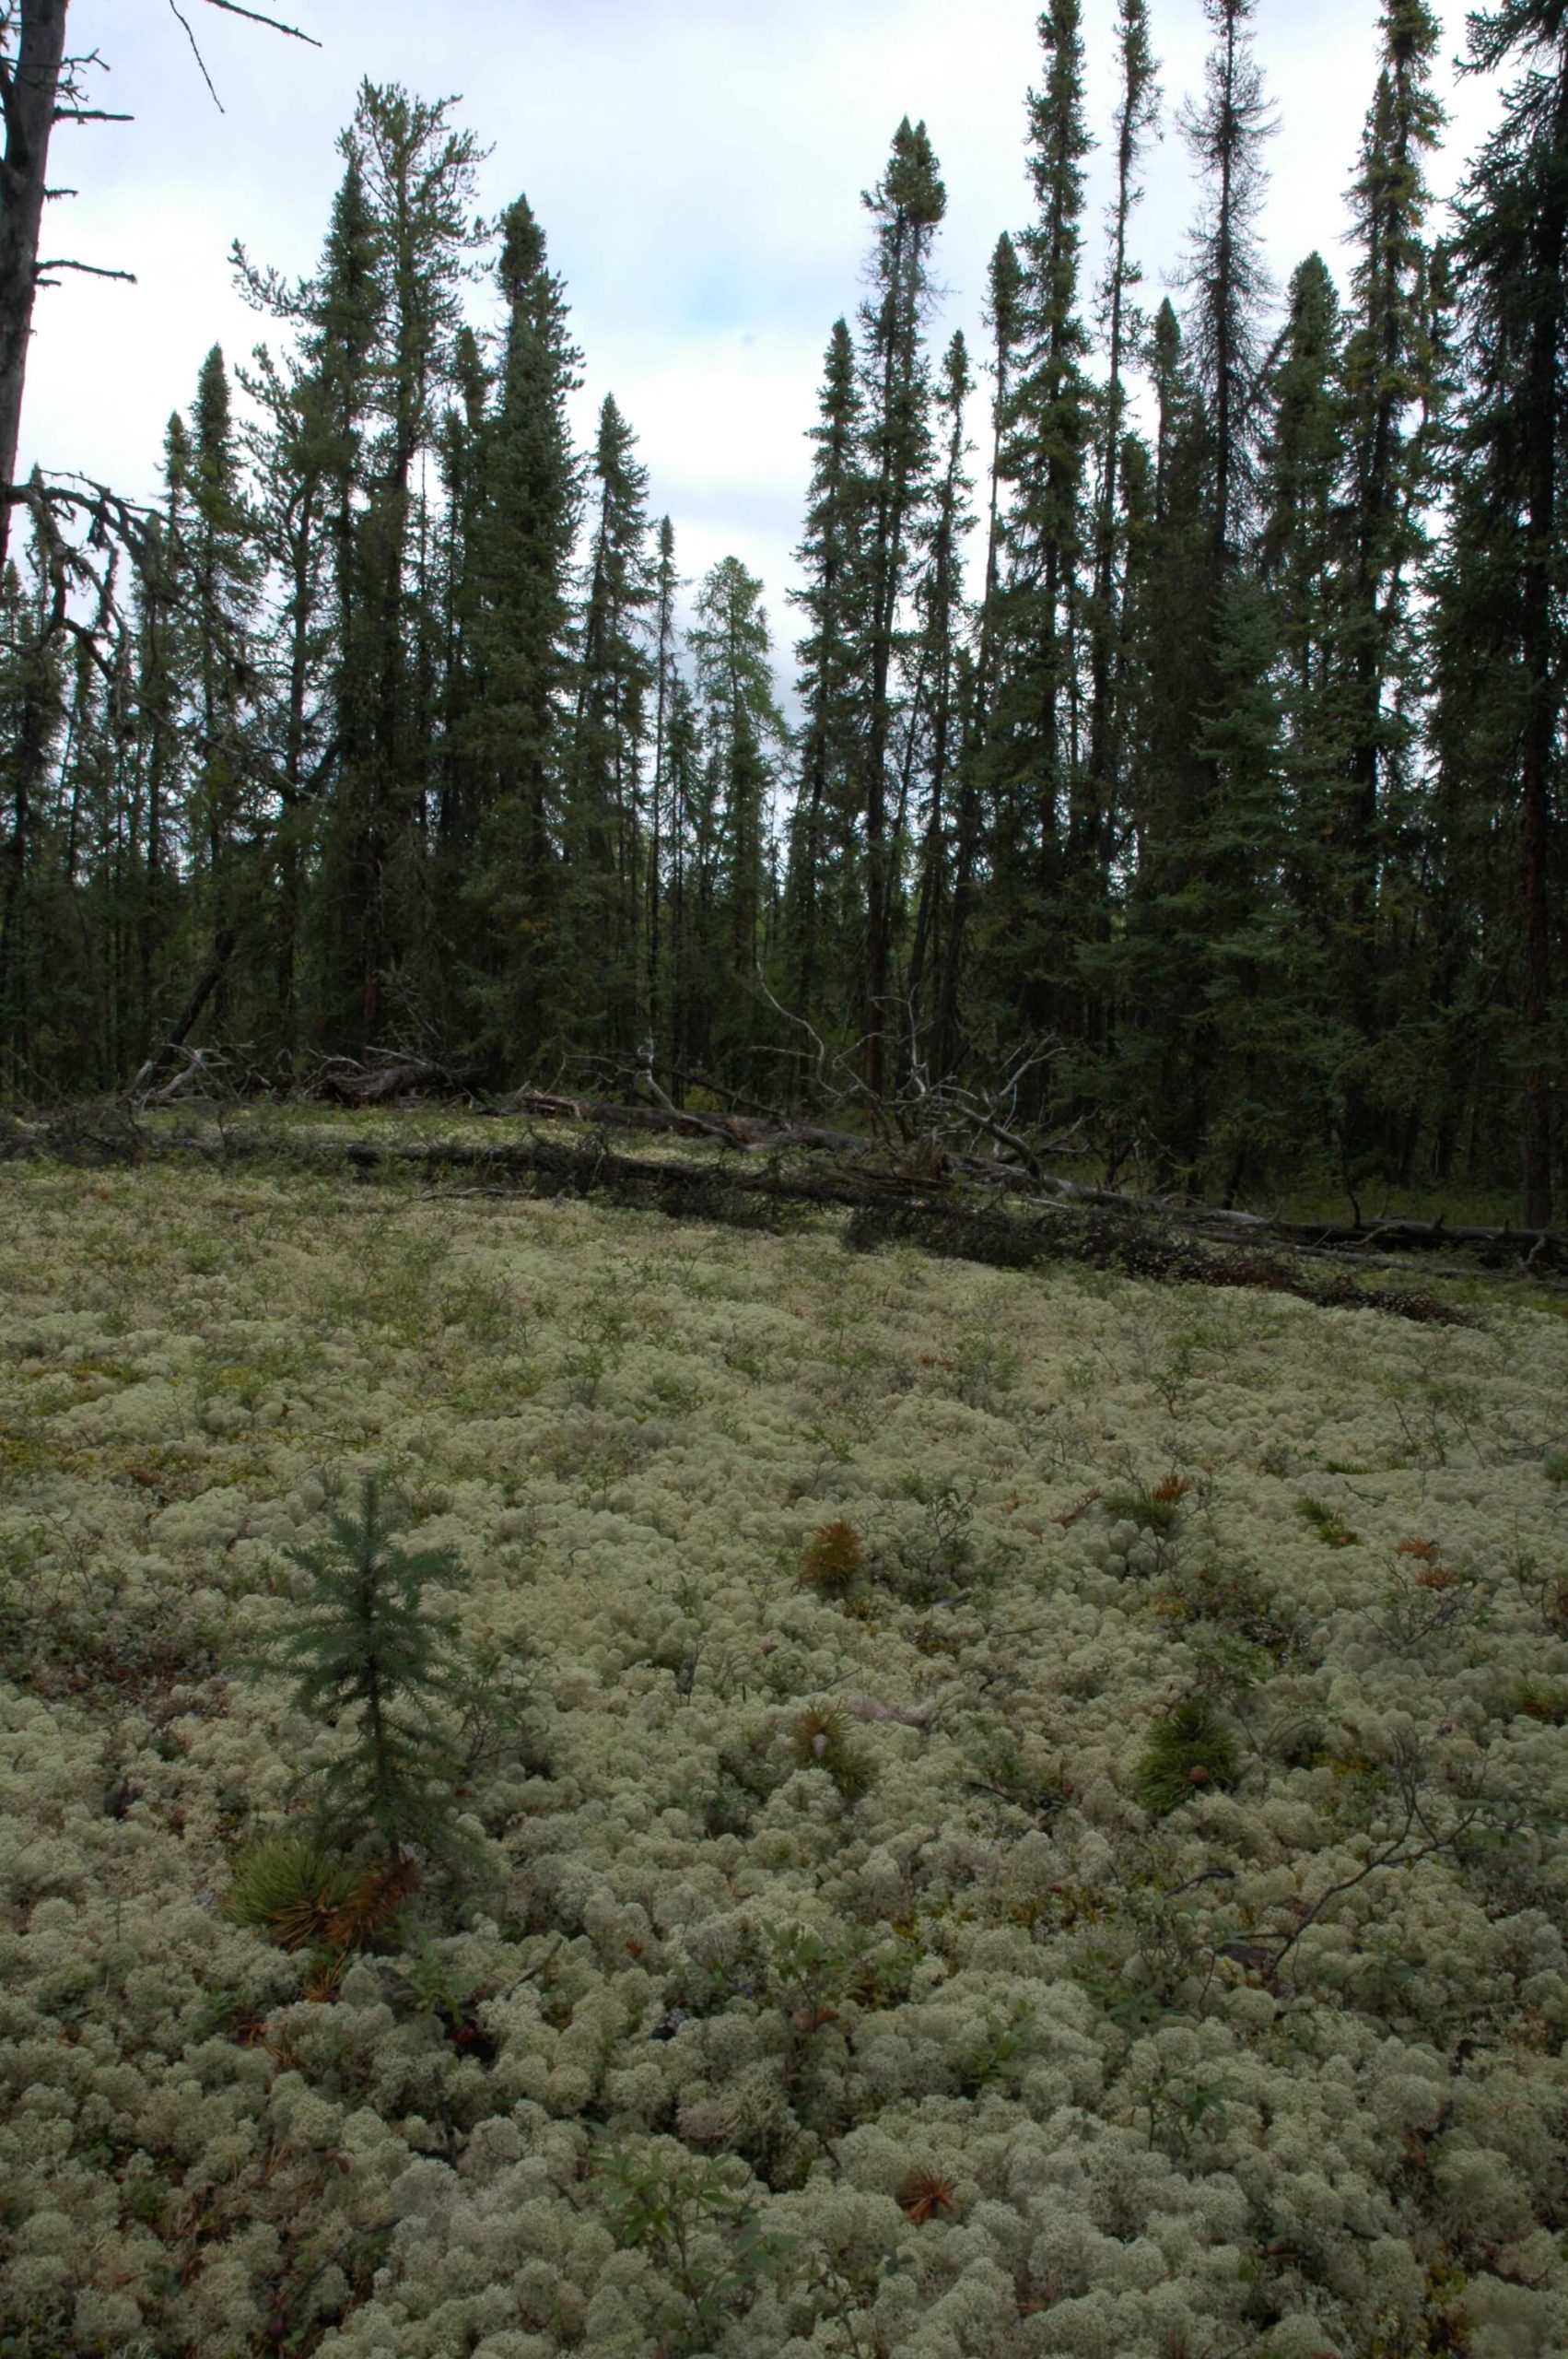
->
[[3, 1126, 1568, 2355]]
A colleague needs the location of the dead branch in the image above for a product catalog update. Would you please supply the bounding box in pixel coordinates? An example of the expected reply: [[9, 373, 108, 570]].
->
[[199, 0, 322, 41]]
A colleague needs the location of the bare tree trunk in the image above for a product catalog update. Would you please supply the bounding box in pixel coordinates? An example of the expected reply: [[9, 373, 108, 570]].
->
[[0, 0, 69, 569]]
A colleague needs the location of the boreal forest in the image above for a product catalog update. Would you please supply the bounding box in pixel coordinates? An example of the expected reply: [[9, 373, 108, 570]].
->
[[1, 0, 1566, 1227]]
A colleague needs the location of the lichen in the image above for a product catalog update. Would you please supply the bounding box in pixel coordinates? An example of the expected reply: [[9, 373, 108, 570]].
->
[[1, 1133, 1566, 2353]]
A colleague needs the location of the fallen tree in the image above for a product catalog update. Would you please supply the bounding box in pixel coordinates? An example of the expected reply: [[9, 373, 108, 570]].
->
[[10, 1103, 1562, 1309]]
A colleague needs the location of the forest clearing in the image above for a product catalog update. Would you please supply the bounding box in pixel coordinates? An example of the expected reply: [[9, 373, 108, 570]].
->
[[2, 1118, 1567, 2356], [5, 0, 1568, 2346]]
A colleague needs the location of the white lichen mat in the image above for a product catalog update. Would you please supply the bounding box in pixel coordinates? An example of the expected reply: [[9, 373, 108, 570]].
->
[[2, 1141, 1566, 2358]]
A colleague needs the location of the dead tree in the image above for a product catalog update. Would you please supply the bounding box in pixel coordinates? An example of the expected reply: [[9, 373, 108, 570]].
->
[[0, 0, 318, 566]]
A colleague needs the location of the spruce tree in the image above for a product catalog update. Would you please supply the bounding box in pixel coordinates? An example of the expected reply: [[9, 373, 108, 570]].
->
[[1083, 0, 1159, 928], [237, 147, 388, 1057], [1177, 0, 1275, 569], [785, 317, 864, 1034], [907, 332, 974, 1050], [1336, 0, 1445, 1176], [648, 515, 681, 1074], [1258, 252, 1350, 993], [854, 119, 945, 1094], [935, 236, 1024, 1080], [461, 194, 583, 1083], [238, 342, 337, 1063], [993, 0, 1094, 989], [1445, 0, 1568, 1223], [565, 393, 654, 1060], [178, 346, 261, 1039], [688, 556, 787, 1078], [267, 1474, 464, 1862]]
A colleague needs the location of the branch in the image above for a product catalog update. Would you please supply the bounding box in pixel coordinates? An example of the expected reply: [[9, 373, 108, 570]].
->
[[168, 0, 224, 110], [35, 258, 137, 282], [199, 0, 322, 44], [53, 109, 133, 123]]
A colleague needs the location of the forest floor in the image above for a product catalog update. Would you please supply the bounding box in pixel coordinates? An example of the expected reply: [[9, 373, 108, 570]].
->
[[3, 1116, 1568, 2357]]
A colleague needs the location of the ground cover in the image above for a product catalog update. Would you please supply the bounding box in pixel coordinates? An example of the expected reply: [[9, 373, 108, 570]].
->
[[2, 1125, 1567, 2357]]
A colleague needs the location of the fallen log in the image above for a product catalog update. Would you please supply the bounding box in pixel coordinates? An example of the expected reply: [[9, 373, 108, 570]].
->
[[166, 1122, 1475, 1323], [16, 1107, 1559, 1310], [501, 1090, 1568, 1268]]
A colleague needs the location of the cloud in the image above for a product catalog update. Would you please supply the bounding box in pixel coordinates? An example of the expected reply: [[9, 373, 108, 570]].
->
[[27, 0, 1502, 651]]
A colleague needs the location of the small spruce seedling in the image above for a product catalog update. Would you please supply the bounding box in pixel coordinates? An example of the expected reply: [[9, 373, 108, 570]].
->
[[1135, 1695, 1238, 1815], [264, 1473, 464, 1860]]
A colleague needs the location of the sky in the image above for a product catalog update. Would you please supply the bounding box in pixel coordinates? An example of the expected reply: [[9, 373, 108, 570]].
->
[[25, 0, 1504, 654]]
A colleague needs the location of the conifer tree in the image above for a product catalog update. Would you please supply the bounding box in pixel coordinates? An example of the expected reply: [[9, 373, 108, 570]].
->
[[268, 1474, 464, 1861], [1258, 254, 1349, 947], [688, 556, 786, 1076], [855, 119, 945, 1093], [176, 346, 261, 1038], [462, 194, 583, 1081], [238, 343, 336, 1062], [1445, 0, 1568, 1223], [566, 393, 654, 1058], [348, 85, 486, 1051], [786, 317, 863, 1030], [1083, 0, 1159, 917], [934, 236, 1024, 1078], [1335, 0, 1445, 1173], [907, 331, 974, 1046], [663, 664, 705, 1083], [1111, 299, 1215, 1172], [992, 0, 1094, 980], [647, 514, 680, 1070], [1177, 0, 1275, 568], [1117, 0, 1277, 1176]]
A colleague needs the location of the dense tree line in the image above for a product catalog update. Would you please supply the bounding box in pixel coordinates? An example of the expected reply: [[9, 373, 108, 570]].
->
[[2, 0, 1566, 1220]]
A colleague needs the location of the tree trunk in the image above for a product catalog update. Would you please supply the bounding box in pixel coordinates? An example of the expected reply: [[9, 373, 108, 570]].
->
[[0, 0, 69, 569]]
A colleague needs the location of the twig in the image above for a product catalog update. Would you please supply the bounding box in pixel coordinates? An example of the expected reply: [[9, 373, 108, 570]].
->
[[168, 0, 225, 108], [199, 0, 322, 42]]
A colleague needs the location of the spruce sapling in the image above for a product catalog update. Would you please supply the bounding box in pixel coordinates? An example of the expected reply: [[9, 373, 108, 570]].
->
[[268, 1473, 464, 1861]]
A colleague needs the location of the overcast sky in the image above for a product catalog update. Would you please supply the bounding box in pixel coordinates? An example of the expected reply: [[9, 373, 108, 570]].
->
[[27, 0, 1502, 648]]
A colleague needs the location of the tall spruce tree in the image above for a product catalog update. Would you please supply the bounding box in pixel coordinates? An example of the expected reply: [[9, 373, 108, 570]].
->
[[176, 346, 261, 1040], [566, 393, 654, 1060], [855, 119, 945, 1094], [687, 556, 786, 1077], [327, 85, 486, 1055], [1258, 252, 1351, 1022], [647, 514, 680, 1071], [1083, 0, 1159, 934], [906, 331, 974, 1049], [461, 194, 582, 1081], [1445, 0, 1568, 1224], [1117, 0, 1277, 1178], [992, 0, 1094, 1007], [1177, 0, 1275, 569], [786, 317, 864, 1031], [935, 235, 1024, 1079], [1336, 0, 1445, 1175], [239, 343, 337, 1062]]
